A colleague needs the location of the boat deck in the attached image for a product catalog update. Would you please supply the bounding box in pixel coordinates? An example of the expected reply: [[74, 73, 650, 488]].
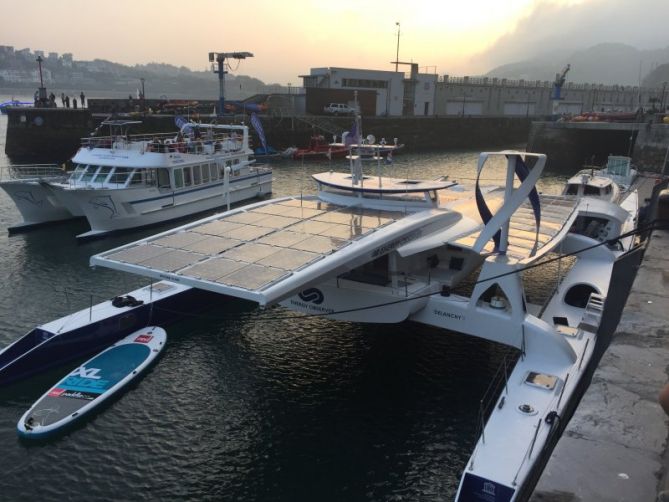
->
[[91, 196, 411, 305], [453, 195, 579, 262]]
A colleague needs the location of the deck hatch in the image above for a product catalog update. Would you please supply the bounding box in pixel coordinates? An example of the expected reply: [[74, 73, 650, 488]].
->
[[524, 371, 559, 391]]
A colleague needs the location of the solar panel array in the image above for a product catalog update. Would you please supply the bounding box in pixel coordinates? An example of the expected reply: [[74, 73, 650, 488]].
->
[[102, 198, 402, 293], [454, 195, 578, 260]]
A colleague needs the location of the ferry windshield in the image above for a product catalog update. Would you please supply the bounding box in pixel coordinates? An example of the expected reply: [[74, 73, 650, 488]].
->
[[93, 166, 113, 183], [109, 167, 131, 185]]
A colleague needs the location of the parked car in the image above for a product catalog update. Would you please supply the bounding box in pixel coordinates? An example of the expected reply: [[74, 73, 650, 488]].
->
[[323, 103, 355, 115]]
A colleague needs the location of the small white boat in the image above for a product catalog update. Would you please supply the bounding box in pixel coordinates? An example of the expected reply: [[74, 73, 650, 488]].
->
[[17, 326, 166, 439], [0, 164, 81, 231], [563, 155, 638, 203], [42, 120, 272, 239]]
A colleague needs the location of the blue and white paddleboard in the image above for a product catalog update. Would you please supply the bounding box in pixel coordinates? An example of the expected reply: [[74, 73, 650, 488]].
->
[[17, 326, 166, 439]]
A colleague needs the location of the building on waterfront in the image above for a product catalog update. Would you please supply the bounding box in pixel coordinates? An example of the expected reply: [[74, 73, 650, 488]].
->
[[299, 63, 661, 117], [436, 75, 643, 117], [300, 65, 437, 117]]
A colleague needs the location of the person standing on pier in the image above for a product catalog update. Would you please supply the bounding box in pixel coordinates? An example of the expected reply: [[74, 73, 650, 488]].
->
[[65, 95, 70, 108], [61, 93, 65, 106], [80, 92, 86, 108], [73, 98, 78, 109]]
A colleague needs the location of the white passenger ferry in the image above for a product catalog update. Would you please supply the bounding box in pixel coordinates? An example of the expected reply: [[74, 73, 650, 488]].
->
[[42, 120, 272, 239]]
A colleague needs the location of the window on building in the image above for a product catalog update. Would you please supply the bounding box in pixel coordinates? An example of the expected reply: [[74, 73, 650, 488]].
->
[[342, 78, 388, 89]]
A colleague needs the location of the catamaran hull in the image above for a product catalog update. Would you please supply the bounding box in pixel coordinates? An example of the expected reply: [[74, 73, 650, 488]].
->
[[0, 285, 222, 386], [49, 171, 272, 239], [0, 180, 78, 230]]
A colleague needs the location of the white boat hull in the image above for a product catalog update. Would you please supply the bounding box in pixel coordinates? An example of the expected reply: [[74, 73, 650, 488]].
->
[[0, 179, 78, 229], [50, 171, 272, 238]]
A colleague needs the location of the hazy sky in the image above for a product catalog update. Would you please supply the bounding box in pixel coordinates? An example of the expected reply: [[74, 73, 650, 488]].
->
[[2, 0, 668, 83]]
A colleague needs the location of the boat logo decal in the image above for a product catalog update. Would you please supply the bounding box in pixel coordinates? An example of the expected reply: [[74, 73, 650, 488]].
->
[[371, 229, 422, 258], [70, 366, 102, 379], [48, 388, 66, 397], [433, 309, 465, 321], [483, 481, 496, 496], [89, 195, 118, 218], [298, 288, 324, 304], [15, 190, 43, 206], [59, 390, 98, 401], [134, 334, 154, 344]]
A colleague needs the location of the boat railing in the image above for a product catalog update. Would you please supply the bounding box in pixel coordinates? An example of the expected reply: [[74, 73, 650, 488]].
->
[[0, 164, 65, 181], [82, 131, 247, 155], [468, 351, 518, 471]]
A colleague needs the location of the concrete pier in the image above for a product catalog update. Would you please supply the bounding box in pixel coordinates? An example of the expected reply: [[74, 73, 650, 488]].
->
[[532, 175, 669, 502]]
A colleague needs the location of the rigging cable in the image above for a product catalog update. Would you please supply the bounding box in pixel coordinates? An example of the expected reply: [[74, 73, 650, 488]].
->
[[148, 218, 668, 323]]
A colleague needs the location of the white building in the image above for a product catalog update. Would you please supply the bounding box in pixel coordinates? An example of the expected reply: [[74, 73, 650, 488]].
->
[[301, 65, 437, 116]]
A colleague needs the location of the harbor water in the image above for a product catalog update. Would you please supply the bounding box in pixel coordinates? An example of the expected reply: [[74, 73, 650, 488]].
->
[[0, 100, 568, 501]]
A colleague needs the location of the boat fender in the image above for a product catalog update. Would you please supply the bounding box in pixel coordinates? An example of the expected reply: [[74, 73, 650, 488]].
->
[[111, 295, 145, 308]]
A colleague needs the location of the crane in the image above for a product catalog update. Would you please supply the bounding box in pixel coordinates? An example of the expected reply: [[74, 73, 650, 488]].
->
[[551, 64, 571, 115], [209, 51, 253, 117]]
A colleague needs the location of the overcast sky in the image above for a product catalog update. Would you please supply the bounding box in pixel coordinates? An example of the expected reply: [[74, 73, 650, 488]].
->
[[2, 0, 668, 83]]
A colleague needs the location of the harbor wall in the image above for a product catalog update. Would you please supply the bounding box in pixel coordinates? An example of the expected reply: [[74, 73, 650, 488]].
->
[[632, 123, 669, 174], [527, 121, 639, 172], [4, 108, 94, 161], [4, 108, 533, 162]]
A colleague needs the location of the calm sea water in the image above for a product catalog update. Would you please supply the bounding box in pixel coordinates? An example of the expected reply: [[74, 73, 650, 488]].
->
[[0, 94, 568, 501]]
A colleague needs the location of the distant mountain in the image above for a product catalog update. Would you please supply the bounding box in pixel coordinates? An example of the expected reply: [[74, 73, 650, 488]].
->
[[485, 43, 669, 86], [642, 63, 669, 87]]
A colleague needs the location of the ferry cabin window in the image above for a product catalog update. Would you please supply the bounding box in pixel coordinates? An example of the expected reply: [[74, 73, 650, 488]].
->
[[81, 166, 99, 183], [145, 169, 158, 186], [129, 170, 143, 185], [70, 164, 87, 181], [209, 164, 218, 181], [202, 163, 210, 184], [109, 167, 131, 185], [565, 184, 579, 195], [604, 185, 612, 195], [157, 169, 170, 189], [93, 166, 113, 184], [193, 165, 202, 185], [183, 167, 193, 187], [174, 169, 184, 189]]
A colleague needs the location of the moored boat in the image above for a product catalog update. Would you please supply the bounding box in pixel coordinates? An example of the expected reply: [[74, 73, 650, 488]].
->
[[0, 281, 221, 386], [41, 119, 273, 239], [90, 147, 640, 500], [0, 163, 81, 231]]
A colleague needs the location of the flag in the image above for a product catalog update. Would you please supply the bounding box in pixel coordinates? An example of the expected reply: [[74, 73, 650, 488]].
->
[[344, 122, 357, 147], [175, 115, 193, 135], [250, 112, 267, 152]]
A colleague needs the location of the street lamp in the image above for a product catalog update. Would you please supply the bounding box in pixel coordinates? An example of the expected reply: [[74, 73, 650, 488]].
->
[[395, 22, 400, 73]]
